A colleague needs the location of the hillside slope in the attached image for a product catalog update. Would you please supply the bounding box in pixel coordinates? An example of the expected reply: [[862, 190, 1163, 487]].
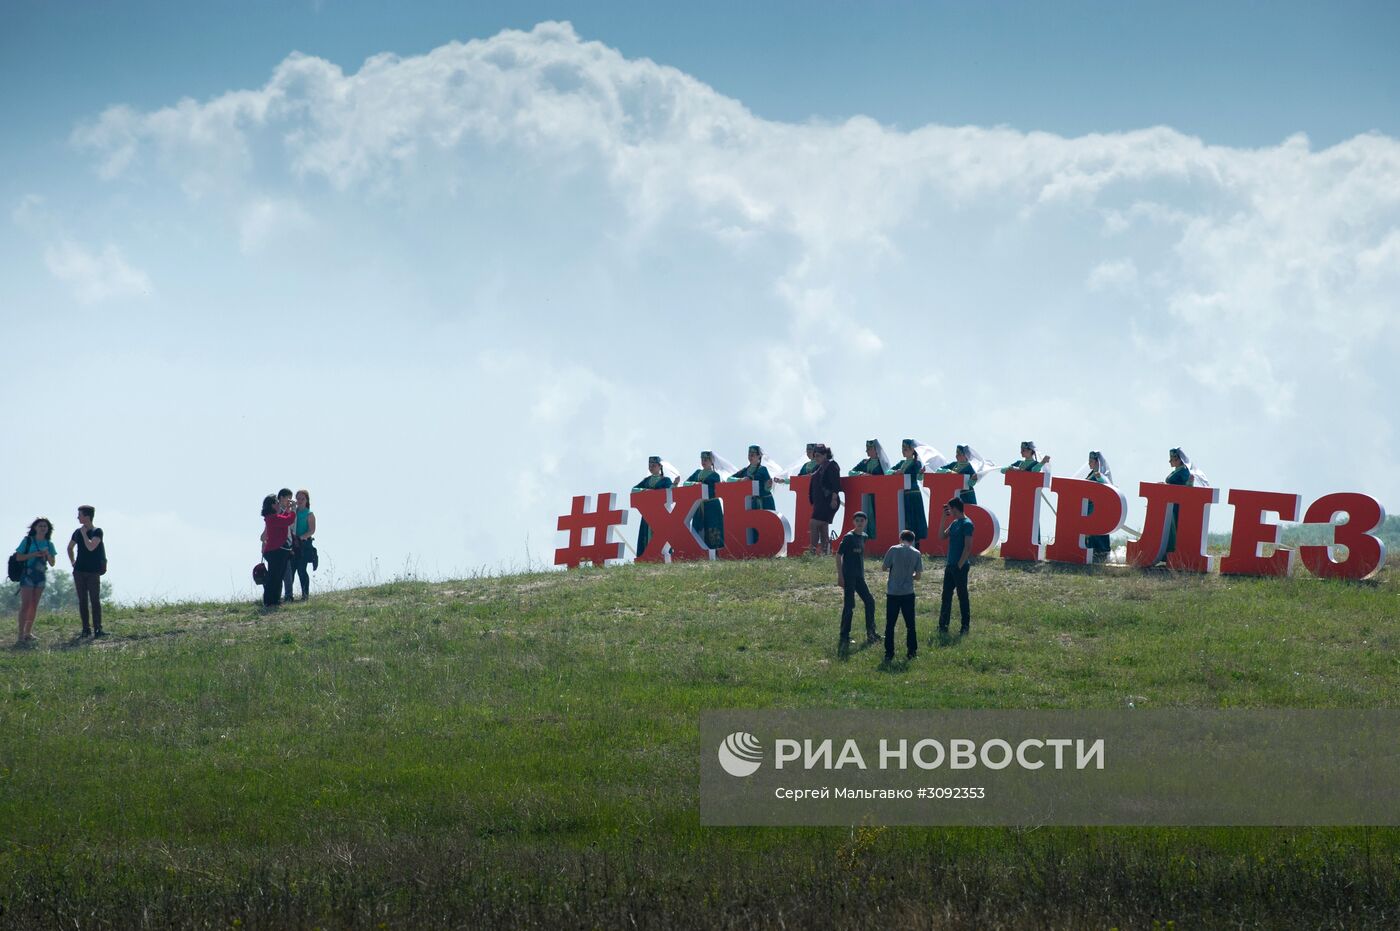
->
[[1, 558, 1397, 929]]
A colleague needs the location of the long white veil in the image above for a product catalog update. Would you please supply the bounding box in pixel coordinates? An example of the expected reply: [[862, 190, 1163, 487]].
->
[[743, 447, 783, 481], [707, 452, 738, 480], [856, 439, 890, 473], [913, 442, 948, 471], [658, 460, 682, 482], [960, 444, 998, 480], [1176, 448, 1210, 487], [1071, 451, 1115, 487], [776, 444, 819, 480], [866, 439, 891, 472]]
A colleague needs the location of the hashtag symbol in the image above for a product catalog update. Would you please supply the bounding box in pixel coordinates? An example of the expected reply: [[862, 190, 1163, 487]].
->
[[555, 493, 629, 568]]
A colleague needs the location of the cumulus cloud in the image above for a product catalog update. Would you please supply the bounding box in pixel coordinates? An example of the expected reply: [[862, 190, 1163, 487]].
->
[[69, 22, 1400, 418], [43, 238, 152, 303], [49, 21, 1400, 589]]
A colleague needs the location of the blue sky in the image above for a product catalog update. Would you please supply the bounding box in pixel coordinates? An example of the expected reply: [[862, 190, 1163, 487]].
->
[[2, 2, 1398, 600], [5, 1, 1398, 147]]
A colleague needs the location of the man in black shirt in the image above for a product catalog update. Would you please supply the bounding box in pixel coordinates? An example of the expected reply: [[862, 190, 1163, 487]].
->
[[835, 512, 879, 657], [67, 505, 107, 638]]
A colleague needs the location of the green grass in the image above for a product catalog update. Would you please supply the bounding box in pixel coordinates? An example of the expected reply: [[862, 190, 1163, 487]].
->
[[1, 558, 1398, 928]]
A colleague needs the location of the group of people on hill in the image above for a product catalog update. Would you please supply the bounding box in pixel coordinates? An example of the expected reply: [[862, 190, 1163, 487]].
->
[[7, 489, 324, 647], [259, 489, 318, 609], [631, 441, 1210, 662], [632, 441, 1208, 559], [8, 507, 107, 647]]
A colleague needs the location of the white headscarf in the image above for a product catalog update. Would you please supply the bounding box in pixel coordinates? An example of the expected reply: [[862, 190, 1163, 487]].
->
[[658, 460, 682, 482], [778, 442, 817, 478], [703, 451, 738, 480], [1174, 448, 1210, 487], [905, 440, 947, 471], [1072, 451, 1115, 487], [741, 446, 784, 480], [957, 444, 998, 480], [865, 439, 891, 472]]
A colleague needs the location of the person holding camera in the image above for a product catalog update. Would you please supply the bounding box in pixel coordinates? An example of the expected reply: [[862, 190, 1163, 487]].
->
[[260, 492, 297, 609], [938, 497, 975, 635]]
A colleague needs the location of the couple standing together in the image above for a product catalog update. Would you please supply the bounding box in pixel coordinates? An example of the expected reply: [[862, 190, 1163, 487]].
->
[[259, 489, 317, 609], [835, 498, 975, 663], [11, 507, 107, 646]]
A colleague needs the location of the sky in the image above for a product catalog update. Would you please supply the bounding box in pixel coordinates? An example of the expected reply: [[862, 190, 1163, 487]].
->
[[2, 1, 1398, 602]]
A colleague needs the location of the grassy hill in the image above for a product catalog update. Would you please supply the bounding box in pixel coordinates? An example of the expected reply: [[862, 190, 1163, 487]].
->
[[2, 557, 1398, 929]]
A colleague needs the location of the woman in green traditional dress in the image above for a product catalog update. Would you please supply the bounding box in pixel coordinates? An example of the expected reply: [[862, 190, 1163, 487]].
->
[[848, 439, 890, 540], [1000, 441, 1051, 546], [1000, 441, 1050, 474], [631, 455, 678, 557], [936, 444, 993, 506], [1073, 450, 1115, 562], [849, 439, 889, 477], [1160, 447, 1209, 563], [890, 439, 930, 541], [727, 445, 779, 548], [775, 443, 820, 485], [727, 445, 777, 510], [684, 451, 734, 550]]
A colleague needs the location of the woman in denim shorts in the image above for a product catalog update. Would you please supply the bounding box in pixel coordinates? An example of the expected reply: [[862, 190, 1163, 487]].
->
[[13, 517, 57, 646]]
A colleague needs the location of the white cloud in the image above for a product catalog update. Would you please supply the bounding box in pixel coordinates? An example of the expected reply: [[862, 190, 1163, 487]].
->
[[43, 238, 152, 303], [41, 22, 1400, 598], [69, 23, 1400, 421], [238, 197, 313, 254], [1087, 258, 1138, 293]]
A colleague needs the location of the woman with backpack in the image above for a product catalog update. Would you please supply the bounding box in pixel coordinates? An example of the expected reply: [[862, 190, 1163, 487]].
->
[[12, 518, 57, 646]]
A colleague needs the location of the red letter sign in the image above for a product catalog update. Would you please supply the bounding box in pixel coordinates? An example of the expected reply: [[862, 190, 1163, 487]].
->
[[786, 474, 814, 557], [838, 474, 906, 552], [1219, 489, 1300, 577], [554, 493, 629, 568], [1044, 477, 1127, 565], [1298, 493, 1388, 580], [715, 480, 790, 559], [1001, 469, 1050, 562], [629, 484, 710, 563], [1127, 482, 1219, 572], [921, 471, 999, 558]]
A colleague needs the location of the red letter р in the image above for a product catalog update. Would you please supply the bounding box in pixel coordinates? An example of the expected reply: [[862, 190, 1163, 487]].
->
[[629, 484, 710, 563], [1298, 493, 1388, 580], [715, 480, 789, 559], [1044, 477, 1126, 566], [1126, 481, 1219, 572], [1219, 489, 1300, 577], [921, 471, 999, 558]]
